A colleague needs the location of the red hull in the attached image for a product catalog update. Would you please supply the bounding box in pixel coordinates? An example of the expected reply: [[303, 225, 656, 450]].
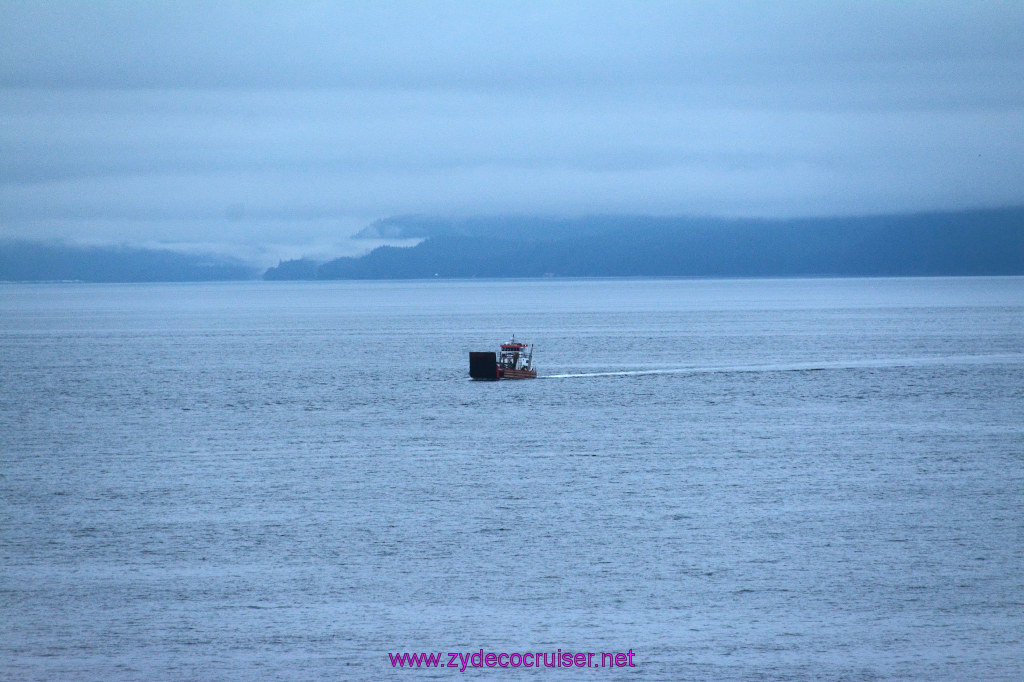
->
[[498, 367, 537, 380]]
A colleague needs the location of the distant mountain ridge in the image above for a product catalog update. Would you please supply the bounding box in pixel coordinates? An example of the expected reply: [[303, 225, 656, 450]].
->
[[0, 242, 257, 282], [275, 208, 1024, 280], [4, 208, 1021, 282]]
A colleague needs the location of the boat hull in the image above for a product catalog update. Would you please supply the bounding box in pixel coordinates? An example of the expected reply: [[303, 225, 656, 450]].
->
[[499, 368, 537, 379], [469, 351, 537, 380]]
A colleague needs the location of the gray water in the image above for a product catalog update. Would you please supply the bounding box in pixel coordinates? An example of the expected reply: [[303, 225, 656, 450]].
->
[[2, 277, 1022, 680]]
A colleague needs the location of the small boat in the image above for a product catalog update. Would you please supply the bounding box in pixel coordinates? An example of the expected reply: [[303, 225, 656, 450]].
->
[[469, 336, 537, 380]]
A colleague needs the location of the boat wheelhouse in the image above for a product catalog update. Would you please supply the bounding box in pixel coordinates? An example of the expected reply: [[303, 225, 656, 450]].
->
[[469, 336, 537, 380]]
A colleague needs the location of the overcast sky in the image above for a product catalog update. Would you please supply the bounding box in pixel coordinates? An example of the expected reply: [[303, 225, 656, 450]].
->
[[2, 1, 1022, 262]]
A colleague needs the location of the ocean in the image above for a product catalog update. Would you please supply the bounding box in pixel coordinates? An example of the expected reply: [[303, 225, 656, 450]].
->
[[2, 277, 1022, 680]]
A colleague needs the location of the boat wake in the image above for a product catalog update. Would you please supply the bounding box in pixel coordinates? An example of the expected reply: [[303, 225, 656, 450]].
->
[[540, 353, 1024, 379]]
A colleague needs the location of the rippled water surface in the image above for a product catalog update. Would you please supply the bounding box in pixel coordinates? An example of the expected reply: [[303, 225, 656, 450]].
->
[[2, 278, 1023, 680]]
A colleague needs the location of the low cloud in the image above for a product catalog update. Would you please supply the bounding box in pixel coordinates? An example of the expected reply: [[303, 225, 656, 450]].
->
[[2, 2, 1022, 261]]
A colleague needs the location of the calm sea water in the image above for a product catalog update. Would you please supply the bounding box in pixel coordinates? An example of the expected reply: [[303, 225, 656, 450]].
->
[[2, 277, 1022, 680]]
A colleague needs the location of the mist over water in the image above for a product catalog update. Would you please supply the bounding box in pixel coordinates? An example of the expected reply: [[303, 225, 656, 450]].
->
[[2, 277, 1022, 680]]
